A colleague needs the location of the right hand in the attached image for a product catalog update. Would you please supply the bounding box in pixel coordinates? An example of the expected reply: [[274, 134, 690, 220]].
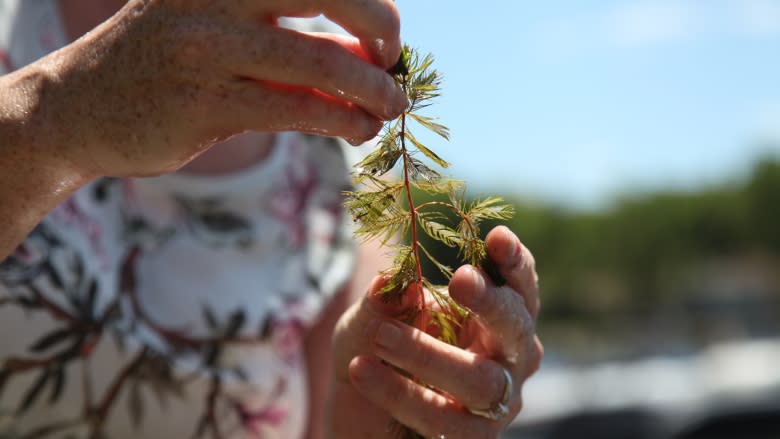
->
[[31, 0, 405, 177], [329, 227, 543, 438]]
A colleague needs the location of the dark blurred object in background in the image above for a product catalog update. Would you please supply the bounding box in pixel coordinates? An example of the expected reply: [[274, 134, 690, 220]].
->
[[676, 408, 780, 439], [519, 409, 667, 439]]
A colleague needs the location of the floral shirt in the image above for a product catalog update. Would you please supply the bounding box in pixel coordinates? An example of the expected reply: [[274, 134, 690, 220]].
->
[[0, 1, 356, 438]]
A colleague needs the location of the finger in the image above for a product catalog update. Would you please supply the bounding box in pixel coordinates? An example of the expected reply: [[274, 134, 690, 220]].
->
[[323, 0, 402, 68], [528, 335, 544, 378], [449, 265, 536, 364], [305, 32, 372, 61], [257, 0, 402, 68], [485, 226, 540, 319], [223, 24, 407, 120], [223, 80, 383, 145], [366, 318, 510, 410], [349, 355, 504, 439]]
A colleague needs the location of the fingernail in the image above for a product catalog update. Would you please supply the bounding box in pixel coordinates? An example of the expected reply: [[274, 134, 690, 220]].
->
[[345, 137, 362, 146], [390, 89, 409, 117], [375, 321, 401, 349], [466, 266, 486, 306], [382, 76, 409, 119], [504, 227, 522, 262], [349, 116, 382, 146]]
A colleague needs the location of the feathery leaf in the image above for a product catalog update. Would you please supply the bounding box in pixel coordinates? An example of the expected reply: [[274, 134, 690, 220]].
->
[[405, 130, 449, 168]]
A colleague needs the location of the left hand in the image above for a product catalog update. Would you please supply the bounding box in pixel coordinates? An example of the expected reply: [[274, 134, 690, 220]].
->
[[329, 226, 543, 439]]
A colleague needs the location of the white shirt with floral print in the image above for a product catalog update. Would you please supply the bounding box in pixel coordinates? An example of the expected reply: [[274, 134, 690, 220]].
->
[[0, 2, 357, 438]]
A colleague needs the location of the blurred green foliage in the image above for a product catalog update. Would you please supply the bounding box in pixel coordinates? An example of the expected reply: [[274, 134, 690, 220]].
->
[[414, 157, 780, 338]]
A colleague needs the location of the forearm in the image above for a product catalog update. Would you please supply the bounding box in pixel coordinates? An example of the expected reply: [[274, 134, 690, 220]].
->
[[0, 65, 95, 260]]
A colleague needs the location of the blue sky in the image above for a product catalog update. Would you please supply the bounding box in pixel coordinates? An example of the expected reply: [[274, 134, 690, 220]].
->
[[394, 0, 780, 208]]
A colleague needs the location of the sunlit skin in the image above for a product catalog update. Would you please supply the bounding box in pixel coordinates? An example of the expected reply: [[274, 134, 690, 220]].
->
[[58, 0, 391, 177], [0, 0, 405, 258], [0, 2, 543, 438], [332, 227, 543, 439]]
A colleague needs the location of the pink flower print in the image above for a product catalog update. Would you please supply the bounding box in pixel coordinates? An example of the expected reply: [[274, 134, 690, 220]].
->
[[313, 196, 346, 245], [237, 403, 289, 438], [271, 319, 305, 366], [0, 48, 13, 71], [266, 148, 319, 249]]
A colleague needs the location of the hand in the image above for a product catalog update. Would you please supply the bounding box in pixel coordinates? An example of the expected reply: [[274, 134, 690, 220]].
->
[[30, 0, 405, 177], [330, 226, 543, 439]]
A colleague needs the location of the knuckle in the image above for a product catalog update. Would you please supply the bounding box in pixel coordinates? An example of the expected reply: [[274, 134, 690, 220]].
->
[[493, 286, 527, 330], [519, 309, 535, 337], [523, 337, 544, 379], [174, 38, 204, 63], [411, 341, 436, 371], [168, 22, 215, 65], [474, 361, 504, 404], [383, 377, 410, 407]]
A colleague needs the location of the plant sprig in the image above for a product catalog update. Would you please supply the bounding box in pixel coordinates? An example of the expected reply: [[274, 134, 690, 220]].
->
[[344, 46, 515, 438]]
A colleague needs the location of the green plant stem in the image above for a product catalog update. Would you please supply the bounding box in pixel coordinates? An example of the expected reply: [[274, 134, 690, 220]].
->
[[400, 109, 427, 330]]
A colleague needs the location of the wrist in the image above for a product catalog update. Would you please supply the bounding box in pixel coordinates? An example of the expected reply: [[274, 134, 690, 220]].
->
[[0, 63, 97, 258], [1, 61, 98, 182]]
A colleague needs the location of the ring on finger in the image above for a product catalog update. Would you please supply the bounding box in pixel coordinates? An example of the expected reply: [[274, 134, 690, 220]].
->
[[467, 367, 513, 421]]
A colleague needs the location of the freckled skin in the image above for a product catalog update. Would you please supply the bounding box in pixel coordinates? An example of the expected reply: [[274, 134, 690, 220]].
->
[[0, 0, 403, 259], [38, 0, 406, 177]]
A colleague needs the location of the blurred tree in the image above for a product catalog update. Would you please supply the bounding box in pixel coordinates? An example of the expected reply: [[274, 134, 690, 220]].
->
[[745, 156, 780, 251], [413, 155, 780, 348]]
